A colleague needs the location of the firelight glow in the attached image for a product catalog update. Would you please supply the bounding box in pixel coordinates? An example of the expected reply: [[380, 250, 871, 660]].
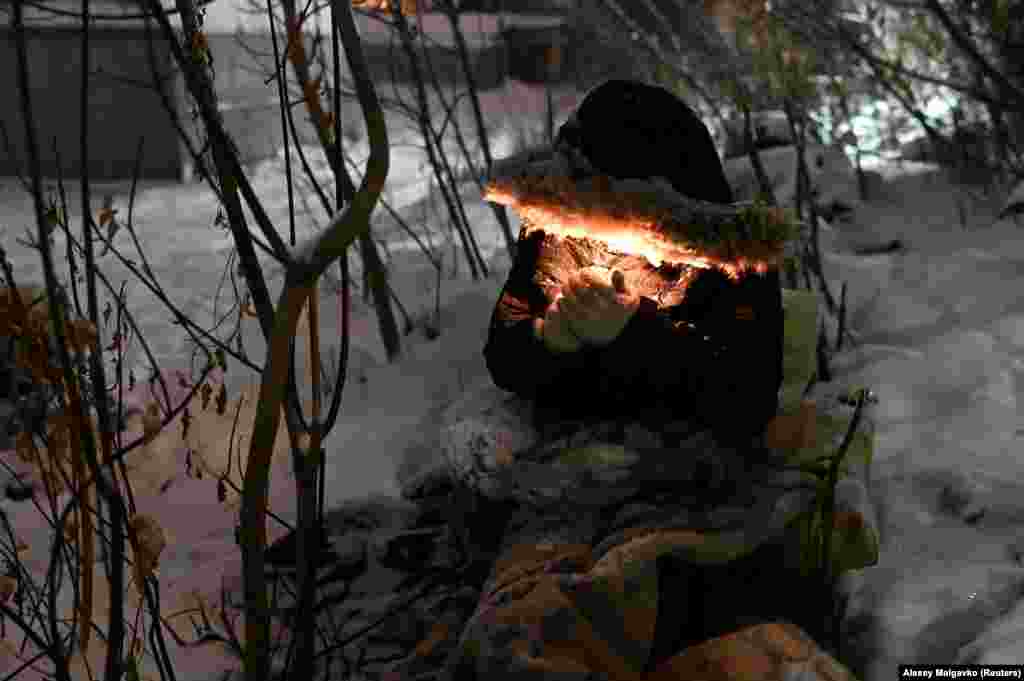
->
[[511, 203, 768, 281]]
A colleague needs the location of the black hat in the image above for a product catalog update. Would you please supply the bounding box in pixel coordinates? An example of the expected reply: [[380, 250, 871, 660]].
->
[[556, 79, 734, 205]]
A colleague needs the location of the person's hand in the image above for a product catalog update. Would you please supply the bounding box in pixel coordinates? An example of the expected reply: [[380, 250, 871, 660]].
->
[[560, 267, 640, 347], [535, 295, 584, 354]]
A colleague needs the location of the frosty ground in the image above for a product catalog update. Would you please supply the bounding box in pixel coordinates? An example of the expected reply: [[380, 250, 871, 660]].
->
[[3, 84, 1024, 679]]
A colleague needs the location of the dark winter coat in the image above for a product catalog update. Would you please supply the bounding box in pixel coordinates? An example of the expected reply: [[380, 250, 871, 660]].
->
[[483, 79, 784, 447], [483, 232, 784, 447]]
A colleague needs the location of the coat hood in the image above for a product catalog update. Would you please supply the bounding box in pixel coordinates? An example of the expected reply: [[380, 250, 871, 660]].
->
[[484, 144, 797, 278]]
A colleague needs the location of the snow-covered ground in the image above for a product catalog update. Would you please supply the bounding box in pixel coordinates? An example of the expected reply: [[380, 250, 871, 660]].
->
[[3, 86, 1024, 679], [0, 83, 580, 680]]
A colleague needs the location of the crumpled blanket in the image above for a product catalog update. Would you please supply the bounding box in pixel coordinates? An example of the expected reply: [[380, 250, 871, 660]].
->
[[387, 379, 879, 680], [432, 377, 878, 569]]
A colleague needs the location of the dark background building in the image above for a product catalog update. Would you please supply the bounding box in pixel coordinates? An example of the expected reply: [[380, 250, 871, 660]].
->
[[0, 0, 660, 182]]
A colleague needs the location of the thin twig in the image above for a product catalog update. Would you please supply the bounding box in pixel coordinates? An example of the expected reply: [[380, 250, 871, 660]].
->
[[143, 0, 287, 343], [435, 0, 516, 259], [87, 225, 261, 374], [411, 19, 488, 277], [49, 139, 85, 322], [391, 10, 480, 280], [923, 0, 1024, 111], [12, 0, 78, 673], [835, 281, 847, 353]]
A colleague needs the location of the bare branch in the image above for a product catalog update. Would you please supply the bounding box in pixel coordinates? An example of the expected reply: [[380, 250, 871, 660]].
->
[[594, 0, 727, 117], [923, 0, 1024, 109], [2, 0, 216, 21], [290, 1, 390, 275]]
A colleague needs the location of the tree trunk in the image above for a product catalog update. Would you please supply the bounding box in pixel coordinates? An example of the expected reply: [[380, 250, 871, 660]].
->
[[997, 1, 1024, 173], [834, 84, 868, 201], [741, 104, 777, 206], [784, 100, 836, 314], [359, 232, 401, 361], [324, 12, 400, 360]]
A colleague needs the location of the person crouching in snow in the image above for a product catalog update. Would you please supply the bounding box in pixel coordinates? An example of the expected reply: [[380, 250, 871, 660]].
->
[[476, 79, 813, 676], [483, 79, 784, 449]]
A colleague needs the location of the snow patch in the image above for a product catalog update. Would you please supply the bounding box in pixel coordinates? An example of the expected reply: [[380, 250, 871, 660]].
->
[[999, 180, 1024, 219], [873, 293, 943, 334], [922, 330, 1001, 392], [992, 317, 1024, 349]]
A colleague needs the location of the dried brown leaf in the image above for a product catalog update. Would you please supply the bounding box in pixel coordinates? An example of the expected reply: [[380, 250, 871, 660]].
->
[[129, 514, 166, 596], [765, 400, 818, 451], [0, 576, 16, 604], [215, 384, 227, 416], [47, 426, 69, 464], [15, 431, 35, 464], [66, 319, 99, 352], [285, 29, 305, 64], [494, 444, 514, 467], [63, 516, 78, 544], [41, 467, 65, 497], [97, 206, 117, 227], [349, 0, 417, 17], [142, 402, 161, 442], [414, 621, 449, 657], [302, 78, 321, 106], [200, 382, 213, 410], [181, 407, 192, 441]]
